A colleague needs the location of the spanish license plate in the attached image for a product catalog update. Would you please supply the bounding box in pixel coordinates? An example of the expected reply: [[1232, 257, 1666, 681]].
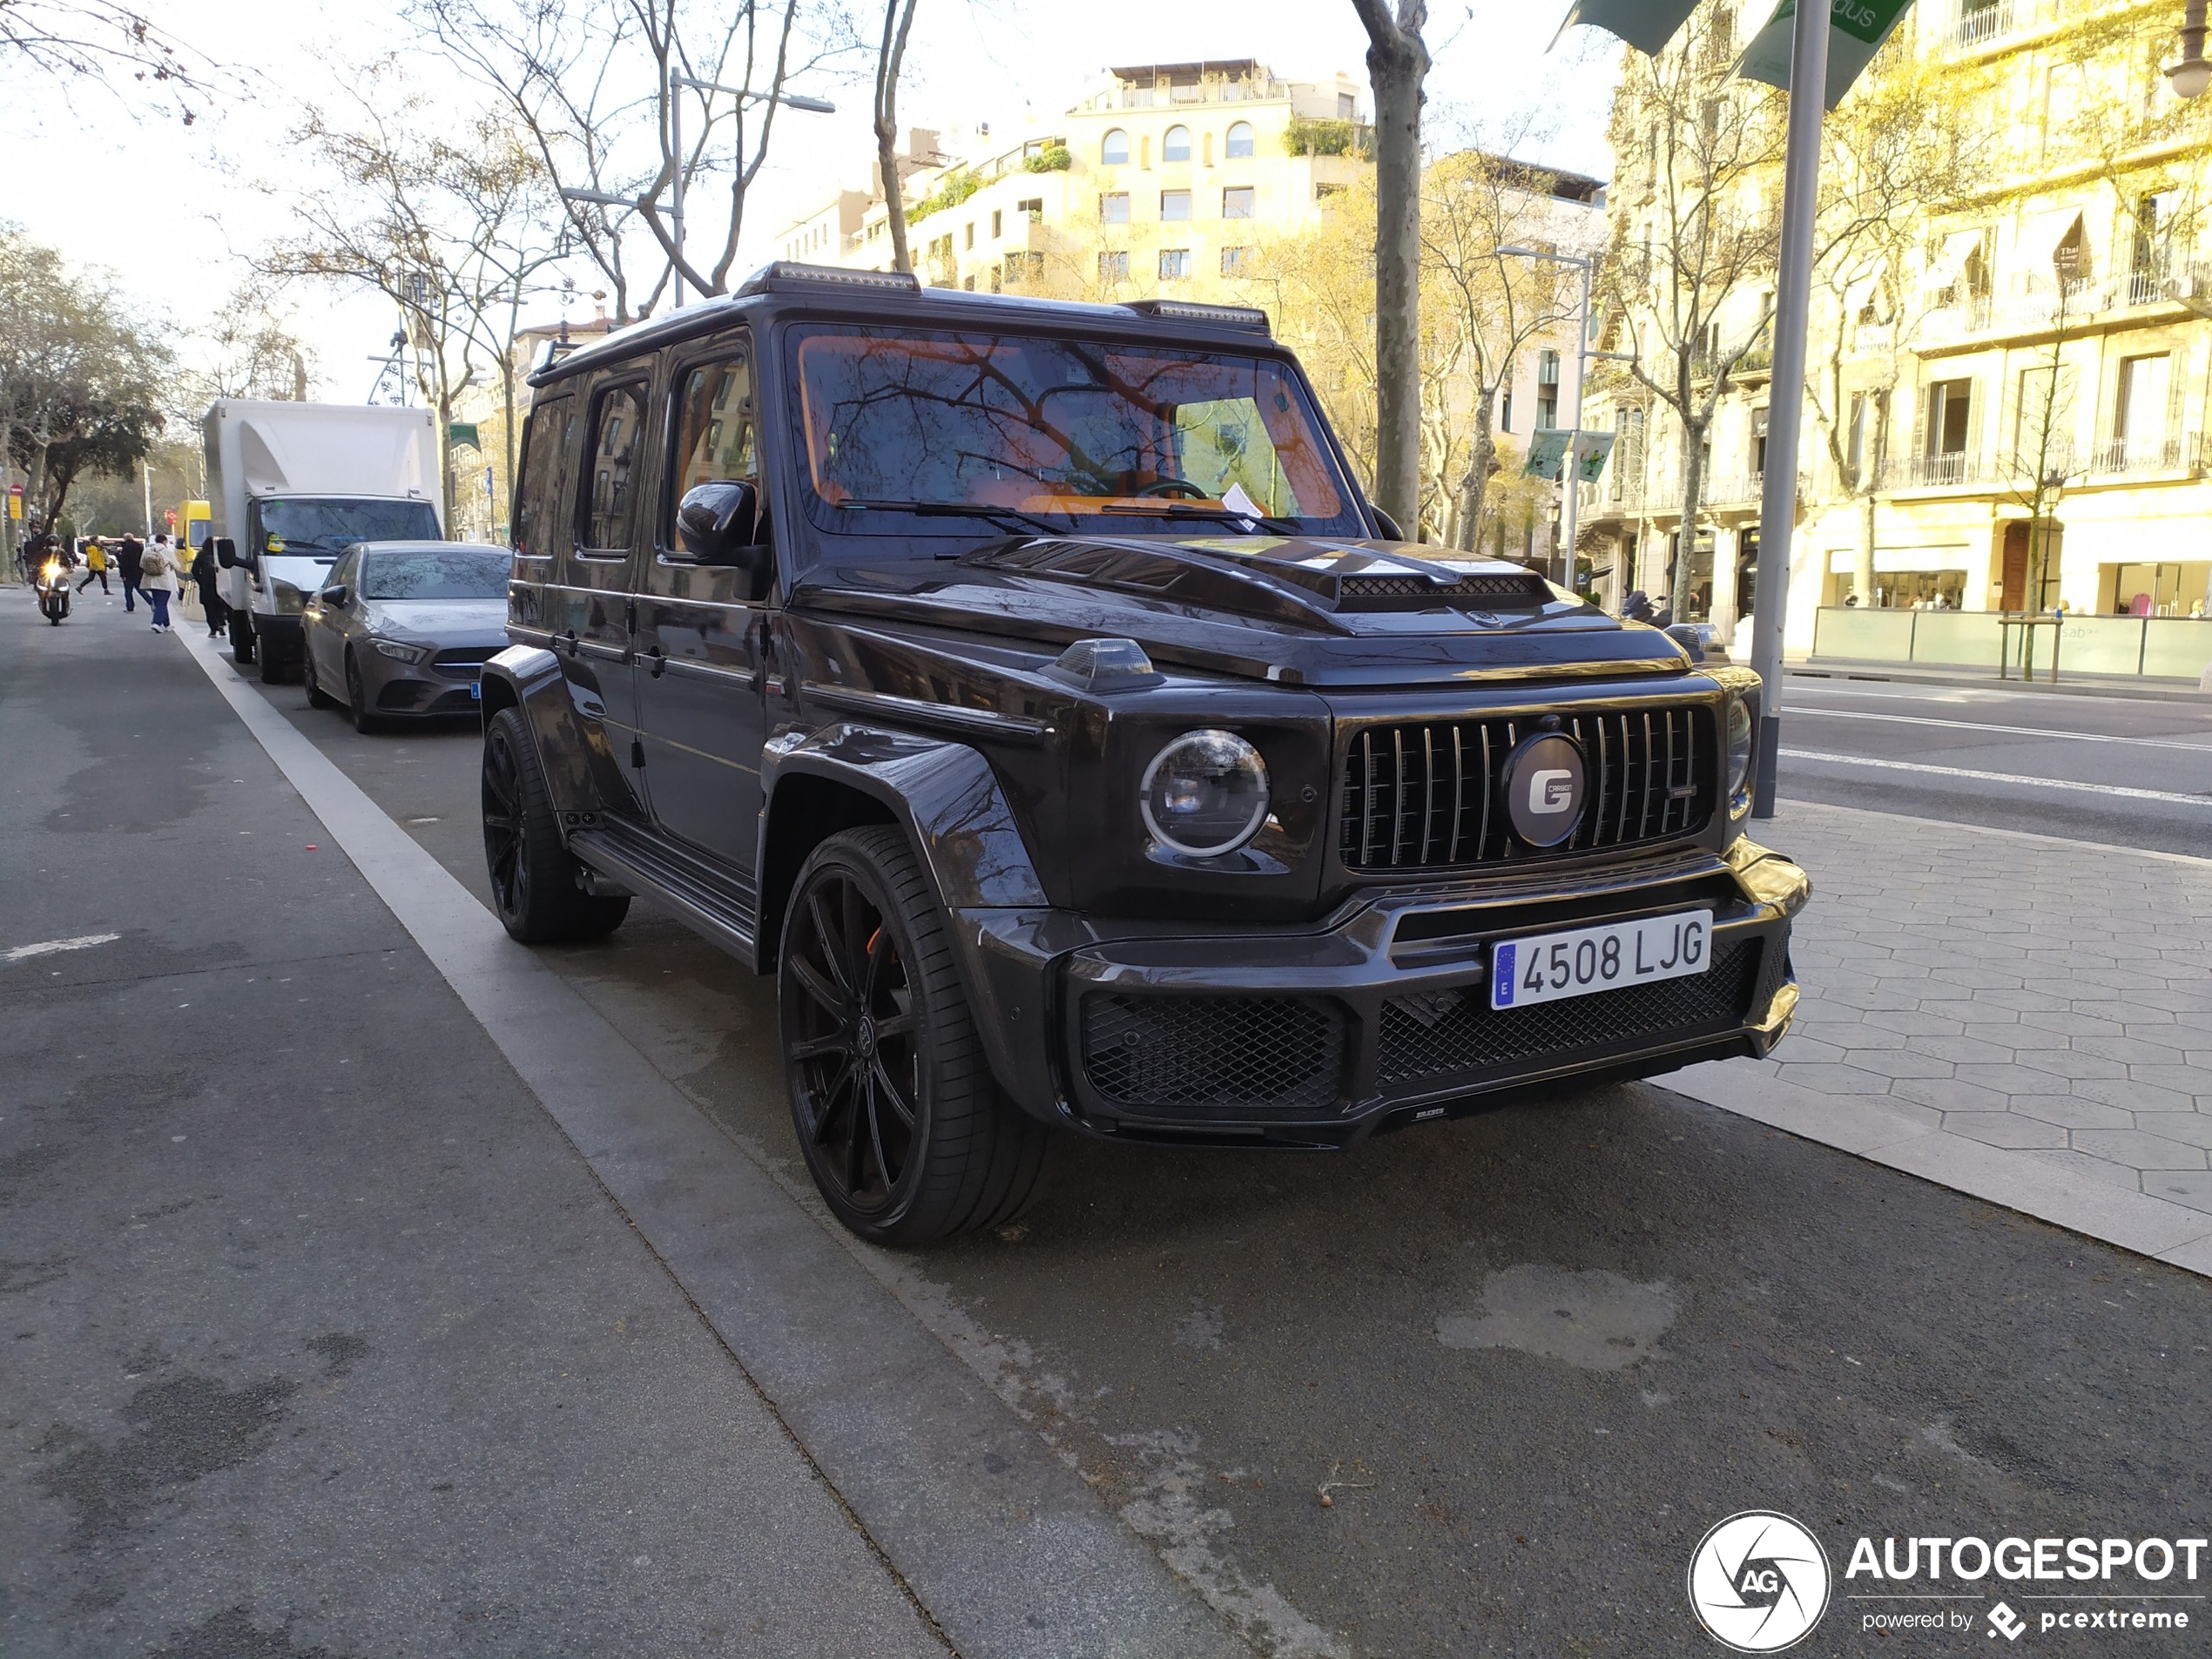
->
[[1490, 909, 1713, 1010]]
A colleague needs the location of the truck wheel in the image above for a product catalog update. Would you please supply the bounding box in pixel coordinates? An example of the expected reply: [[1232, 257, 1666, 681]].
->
[[229, 610, 255, 664], [481, 707, 629, 944], [258, 627, 287, 684], [779, 826, 1052, 1245]]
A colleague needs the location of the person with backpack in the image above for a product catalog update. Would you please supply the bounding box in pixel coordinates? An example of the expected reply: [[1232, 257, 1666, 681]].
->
[[138, 536, 177, 632], [77, 539, 111, 597], [118, 533, 145, 612]]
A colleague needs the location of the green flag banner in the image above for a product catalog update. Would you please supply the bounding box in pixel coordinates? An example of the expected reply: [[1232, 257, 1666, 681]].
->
[[448, 422, 482, 449], [1737, 0, 1916, 109], [1525, 428, 1572, 482], [1574, 430, 1616, 484], [1549, 0, 1703, 54]]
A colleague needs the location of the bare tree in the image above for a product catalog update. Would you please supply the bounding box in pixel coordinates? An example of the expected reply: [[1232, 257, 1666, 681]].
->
[[411, 0, 853, 321], [262, 78, 573, 524], [191, 279, 317, 403], [1598, 3, 1786, 617], [0, 0, 208, 113], [1422, 149, 1577, 549], [1350, 0, 1430, 532], [873, 0, 921, 275]]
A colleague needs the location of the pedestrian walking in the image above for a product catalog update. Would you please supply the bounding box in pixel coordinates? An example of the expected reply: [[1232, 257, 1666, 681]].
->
[[192, 536, 229, 638], [138, 536, 177, 632], [76, 539, 111, 597], [118, 533, 145, 612]]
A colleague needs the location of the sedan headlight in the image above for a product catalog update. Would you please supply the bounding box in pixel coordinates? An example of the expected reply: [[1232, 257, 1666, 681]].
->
[[1725, 693, 1756, 816], [269, 578, 307, 615], [1140, 730, 1270, 858], [372, 638, 431, 664]]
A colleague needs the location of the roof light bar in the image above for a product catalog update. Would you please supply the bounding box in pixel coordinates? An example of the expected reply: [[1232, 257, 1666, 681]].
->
[[1123, 298, 1271, 334], [738, 261, 923, 298]]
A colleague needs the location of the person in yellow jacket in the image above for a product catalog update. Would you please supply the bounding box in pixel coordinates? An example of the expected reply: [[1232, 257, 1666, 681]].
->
[[76, 539, 112, 598]]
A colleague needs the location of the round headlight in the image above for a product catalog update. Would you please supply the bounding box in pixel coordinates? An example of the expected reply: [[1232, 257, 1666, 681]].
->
[[1140, 729, 1271, 858], [1725, 697, 1754, 806]]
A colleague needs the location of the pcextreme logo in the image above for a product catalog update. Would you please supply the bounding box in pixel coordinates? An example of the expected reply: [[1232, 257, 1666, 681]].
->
[[1688, 1511, 1833, 1652]]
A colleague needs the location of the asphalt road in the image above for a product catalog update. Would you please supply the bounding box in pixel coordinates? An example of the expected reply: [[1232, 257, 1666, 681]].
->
[[1775, 671, 2212, 858], [147, 634, 2212, 1656]]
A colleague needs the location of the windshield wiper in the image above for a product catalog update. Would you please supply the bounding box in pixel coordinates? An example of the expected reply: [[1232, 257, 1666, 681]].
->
[[836, 498, 1064, 543], [1097, 502, 1303, 536]]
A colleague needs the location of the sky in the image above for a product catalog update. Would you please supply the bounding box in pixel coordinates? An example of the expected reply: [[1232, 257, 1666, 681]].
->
[[1, 0, 1623, 402]]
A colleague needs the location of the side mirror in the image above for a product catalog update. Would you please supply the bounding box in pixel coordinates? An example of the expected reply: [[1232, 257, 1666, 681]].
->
[[677, 481, 759, 565], [1368, 504, 1405, 542], [320, 583, 350, 609], [213, 536, 239, 570]]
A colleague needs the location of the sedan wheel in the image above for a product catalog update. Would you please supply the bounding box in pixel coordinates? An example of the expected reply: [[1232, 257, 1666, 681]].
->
[[345, 652, 381, 734], [302, 639, 334, 710], [779, 826, 1051, 1244]]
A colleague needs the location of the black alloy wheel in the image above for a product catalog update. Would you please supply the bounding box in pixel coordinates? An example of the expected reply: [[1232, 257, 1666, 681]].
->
[[480, 706, 629, 944], [344, 651, 381, 734], [779, 826, 1051, 1244]]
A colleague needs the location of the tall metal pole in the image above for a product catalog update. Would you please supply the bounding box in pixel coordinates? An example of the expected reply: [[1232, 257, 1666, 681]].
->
[[669, 76, 686, 309], [1558, 255, 1593, 587], [1747, 0, 1830, 819]]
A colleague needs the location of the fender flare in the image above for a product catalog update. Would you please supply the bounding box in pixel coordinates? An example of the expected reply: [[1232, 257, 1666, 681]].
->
[[478, 644, 637, 823]]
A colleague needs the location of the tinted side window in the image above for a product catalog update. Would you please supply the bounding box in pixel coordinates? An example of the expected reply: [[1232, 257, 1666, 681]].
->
[[668, 347, 758, 543], [512, 395, 574, 562], [579, 381, 649, 556]]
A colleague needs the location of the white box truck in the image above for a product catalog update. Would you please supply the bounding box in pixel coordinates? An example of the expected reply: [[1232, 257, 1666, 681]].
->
[[204, 401, 442, 681]]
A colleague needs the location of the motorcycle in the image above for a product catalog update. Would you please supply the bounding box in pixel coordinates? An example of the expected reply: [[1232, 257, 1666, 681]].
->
[[36, 559, 71, 624]]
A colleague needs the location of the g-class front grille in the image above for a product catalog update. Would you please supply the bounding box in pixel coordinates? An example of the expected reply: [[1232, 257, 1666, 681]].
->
[[1339, 705, 1713, 873], [1081, 993, 1346, 1118]]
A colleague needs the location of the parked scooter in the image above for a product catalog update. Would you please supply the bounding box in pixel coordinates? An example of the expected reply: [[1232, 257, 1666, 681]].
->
[[36, 558, 71, 624]]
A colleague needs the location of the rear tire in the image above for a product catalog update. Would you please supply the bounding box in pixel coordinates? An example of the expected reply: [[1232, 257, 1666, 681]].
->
[[481, 706, 630, 944], [779, 826, 1053, 1244], [302, 641, 335, 710], [230, 610, 255, 664]]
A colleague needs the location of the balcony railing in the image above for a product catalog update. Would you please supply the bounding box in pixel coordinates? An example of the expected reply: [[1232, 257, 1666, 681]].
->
[[1882, 450, 1986, 489], [2087, 431, 2204, 477], [1951, 0, 2060, 51]]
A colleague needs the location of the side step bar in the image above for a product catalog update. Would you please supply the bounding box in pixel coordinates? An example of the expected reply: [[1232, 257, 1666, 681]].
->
[[569, 822, 759, 964]]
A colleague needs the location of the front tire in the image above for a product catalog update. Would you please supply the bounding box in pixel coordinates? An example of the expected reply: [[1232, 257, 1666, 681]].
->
[[258, 626, 288, 684], [230, 610, 255, 664], [344, 651, 381, 734], [779, 826, 1052, 1245], [302, 641, 334, 710], [481, 707, 630, 944]]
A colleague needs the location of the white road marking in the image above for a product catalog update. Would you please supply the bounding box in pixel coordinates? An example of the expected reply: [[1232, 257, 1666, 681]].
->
[[1789, 706, 2212, 752], [3, 932, 122, 963], [1780, 748, 2212, 807], [1791, 679, 2202, 712]]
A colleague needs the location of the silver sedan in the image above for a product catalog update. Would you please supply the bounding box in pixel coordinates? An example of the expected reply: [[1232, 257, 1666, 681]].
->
[[301, 541, 513, 732]]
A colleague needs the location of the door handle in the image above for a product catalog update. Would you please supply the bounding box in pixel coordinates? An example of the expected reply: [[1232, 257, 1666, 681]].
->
[[644, 645, 665, 678], [561, 630, 578, 657]]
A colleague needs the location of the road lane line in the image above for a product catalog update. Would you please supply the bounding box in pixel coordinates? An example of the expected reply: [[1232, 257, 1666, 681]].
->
[[1779, 748, 2212, 806], [3, 932, 122, 962], [1790, 707, 2212, 752], [170, 627, 1246, 1659]]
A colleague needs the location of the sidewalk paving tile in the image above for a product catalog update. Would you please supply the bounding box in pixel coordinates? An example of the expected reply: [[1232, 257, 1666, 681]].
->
[[2002, 1095, 2134, 1132], [2067, 1130, 2210, 1170], [2134, 1114, 2212, 1151], [1943, 1113, 2070, 1150]]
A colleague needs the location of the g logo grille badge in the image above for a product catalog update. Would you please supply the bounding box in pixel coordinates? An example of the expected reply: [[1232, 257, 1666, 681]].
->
[[1501, 732, 1587, 847]]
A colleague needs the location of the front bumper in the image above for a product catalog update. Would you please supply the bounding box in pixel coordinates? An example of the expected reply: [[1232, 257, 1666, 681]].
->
[[955, 837, 1809, 1147], [357, 644, 498, 718]]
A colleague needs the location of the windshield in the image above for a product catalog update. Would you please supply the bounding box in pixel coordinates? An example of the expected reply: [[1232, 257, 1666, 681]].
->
[[786, 326, 1362, 550], [361, 547, 512, 600], [253, 497, 442, 555]]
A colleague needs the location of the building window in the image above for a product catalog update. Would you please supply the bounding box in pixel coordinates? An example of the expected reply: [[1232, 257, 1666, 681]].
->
[[1099, 250, 1130, 283], [1315, 182, 1345, 201], [964, 222, 974, 250], [1535, 349, 1561, 430], [1500, 388, 1514, 433], [1220, 246, 1251, 277], [1160, 189, 1191, 222], [1337, 92, 1355, 118], [1017, 197, 1043, 222], [1102, 128, 1130, 166], [1003, 251, 1043, 286], [2115, 352, 2172, 447], [1101, 192, 1130, 224], [962, 274, 975, 291], [990, 208, 1001, 238], [1158, 247, 1191, 280], [1751, 406, 1769, 475], [1163, 124, 1191, 163], [1222, 185, 1254, 219], [1225, 120, 1255, 158], [1924, 377, 1973, 482]]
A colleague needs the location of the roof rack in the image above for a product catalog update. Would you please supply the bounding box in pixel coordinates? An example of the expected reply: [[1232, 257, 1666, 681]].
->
[[737, 261, 922, 298], [1123, 298, 1271, 335]]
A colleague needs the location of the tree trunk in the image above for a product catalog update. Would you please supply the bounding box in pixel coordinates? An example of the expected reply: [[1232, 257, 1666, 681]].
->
[[1855, 492, 1875, 610], [1671, 417, 1708, 617], [1353, 1, 1429, 531], [1452, 402, 1497, 551], [874, 0, 920, 277]]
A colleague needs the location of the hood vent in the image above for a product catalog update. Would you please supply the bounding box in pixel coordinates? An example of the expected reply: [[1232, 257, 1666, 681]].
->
[[1334, 570, 1553, 609]]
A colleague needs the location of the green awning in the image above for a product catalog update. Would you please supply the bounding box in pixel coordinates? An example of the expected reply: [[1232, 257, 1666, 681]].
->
[[448, 422, 482, 449], [1737, 0, 1916, 108]]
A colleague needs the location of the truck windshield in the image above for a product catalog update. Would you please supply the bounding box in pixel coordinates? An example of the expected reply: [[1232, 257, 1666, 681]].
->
[[253, 497, 441, 555], [786, 325, 1364, 550]]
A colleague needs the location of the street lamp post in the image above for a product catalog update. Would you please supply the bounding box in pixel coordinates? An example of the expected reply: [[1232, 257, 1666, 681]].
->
[[1499, 244, 1636, 587]]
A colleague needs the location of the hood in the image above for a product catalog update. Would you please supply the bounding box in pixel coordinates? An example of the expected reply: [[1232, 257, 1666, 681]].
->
[[793, 535, 1689, 689], [363, 597, 510, 642]]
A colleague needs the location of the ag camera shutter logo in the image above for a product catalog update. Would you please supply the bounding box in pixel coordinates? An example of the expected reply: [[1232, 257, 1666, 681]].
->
[[1689, 1511, 1832, 1652]]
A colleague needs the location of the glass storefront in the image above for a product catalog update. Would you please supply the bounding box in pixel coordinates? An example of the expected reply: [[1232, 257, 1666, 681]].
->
[[2100, 561, 2210, 618]]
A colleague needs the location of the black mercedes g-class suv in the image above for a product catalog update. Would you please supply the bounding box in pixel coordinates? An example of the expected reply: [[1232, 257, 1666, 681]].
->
[[478, 262, 1808, 1244]]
